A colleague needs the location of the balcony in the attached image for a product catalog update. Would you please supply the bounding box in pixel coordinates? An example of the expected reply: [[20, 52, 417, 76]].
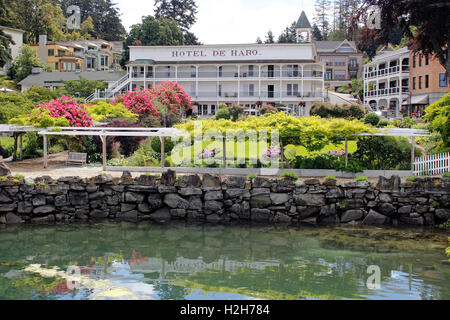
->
[[364, 65, 410, 79], [185, 90, 323, 100], [364, 86, 410, 97]]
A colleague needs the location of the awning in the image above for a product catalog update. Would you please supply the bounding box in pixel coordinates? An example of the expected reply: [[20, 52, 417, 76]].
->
[[411, 94, 429, 105], [57, 45, 70, 51]]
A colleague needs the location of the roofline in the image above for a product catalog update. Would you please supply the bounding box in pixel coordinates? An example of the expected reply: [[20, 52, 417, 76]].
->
[[129, 43, 316, 49], [0, 26, 25, 34]]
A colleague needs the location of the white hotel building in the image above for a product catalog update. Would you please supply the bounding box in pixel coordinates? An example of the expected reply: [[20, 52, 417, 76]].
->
[[363, 47, 410, 118], [98, 12, 325, 117]]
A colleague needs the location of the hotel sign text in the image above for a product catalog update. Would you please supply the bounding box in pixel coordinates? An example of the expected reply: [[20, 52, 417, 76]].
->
[[172, 49, 261, 58]]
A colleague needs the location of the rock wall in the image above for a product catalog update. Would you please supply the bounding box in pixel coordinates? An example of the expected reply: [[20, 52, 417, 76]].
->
[[0, 171, 449, 226]]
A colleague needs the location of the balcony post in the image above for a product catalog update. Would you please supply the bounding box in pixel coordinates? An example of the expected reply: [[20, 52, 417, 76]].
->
[[279, 64, 282, 103], [301, 65, 304, 97], [237, 65, 240, 105], [258, 65, 262, 99]]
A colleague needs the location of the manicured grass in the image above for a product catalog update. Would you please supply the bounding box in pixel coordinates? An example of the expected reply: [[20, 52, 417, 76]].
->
[[169, 139, 358, 165]]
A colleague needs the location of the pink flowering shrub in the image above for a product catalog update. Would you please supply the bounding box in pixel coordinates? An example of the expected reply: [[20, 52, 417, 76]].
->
[[37, 95, 93, 127], [112, 81, 192, 121], [37, 95, 93, 152]]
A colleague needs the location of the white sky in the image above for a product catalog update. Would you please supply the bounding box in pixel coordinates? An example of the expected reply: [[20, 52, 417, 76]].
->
[[115, 0, 316, 44]]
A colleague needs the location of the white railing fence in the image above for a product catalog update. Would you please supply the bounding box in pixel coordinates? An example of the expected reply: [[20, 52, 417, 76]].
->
[[413, 152, 450, 176]]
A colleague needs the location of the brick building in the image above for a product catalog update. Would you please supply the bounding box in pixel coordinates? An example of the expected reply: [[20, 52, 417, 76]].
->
[[409, 52, 449, 115]]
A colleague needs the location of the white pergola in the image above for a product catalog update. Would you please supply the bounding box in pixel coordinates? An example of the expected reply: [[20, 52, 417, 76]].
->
[[37, 127, 188, 171], [0, 125, 41, 161], [353, 128, 430, 175]]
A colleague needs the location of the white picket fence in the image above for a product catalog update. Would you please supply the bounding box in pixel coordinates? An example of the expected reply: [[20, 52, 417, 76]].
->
[[413, 152, 450, 176]]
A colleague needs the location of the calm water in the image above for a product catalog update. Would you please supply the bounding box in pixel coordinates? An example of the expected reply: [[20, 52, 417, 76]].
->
[[0, 222, 448, 300]]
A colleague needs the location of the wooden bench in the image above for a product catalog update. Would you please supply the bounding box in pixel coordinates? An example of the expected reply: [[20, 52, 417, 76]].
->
[[67, 152, 87, 167]]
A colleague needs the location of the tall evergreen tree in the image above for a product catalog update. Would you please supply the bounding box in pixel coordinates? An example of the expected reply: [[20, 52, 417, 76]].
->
[[256, 37, 263, 44], [154, 0, 198, 33], [314, 0, 331, 40], [57, 0, 126, 41], [278, 22, 297, 43], [264, 30, 275, 44], [312, 23, 323, 41], [0, 30, 13, 68], [121, 16, 184, 66]]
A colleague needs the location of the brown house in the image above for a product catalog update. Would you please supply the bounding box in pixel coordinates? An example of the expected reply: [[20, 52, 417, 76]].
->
[[409, 51, 449, 115], [315, 39, 364, 90]]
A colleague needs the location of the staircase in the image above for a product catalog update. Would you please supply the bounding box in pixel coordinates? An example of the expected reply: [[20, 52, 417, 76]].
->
[[85, 74, 131, 102]]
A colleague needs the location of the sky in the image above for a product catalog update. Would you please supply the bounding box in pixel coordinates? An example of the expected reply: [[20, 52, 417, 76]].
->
[[115, 0, 316, 44]]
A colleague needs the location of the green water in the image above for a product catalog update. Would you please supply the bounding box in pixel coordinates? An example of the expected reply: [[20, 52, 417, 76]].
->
[[0, 222, 448, 300]]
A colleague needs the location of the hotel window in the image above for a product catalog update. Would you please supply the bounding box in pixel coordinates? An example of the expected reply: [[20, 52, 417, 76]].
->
[[218, 84, 222, 96], [48, 49, 54, 56], [413, 77, 416, 90], [419, 55, 422, 67], [425, 75, 429, 88], [325, 69, 332, 80], [440, 73, 448, 87], [287, 65, 299, 77], [147, 66, 153, 78], [350, 71, 357, 79], [243, 84, 255, 97], [335, 58, 345, 66], [325, 58, 332, 66], [202, 105, 208, 116], [55, 62, 59, 70], [349, 58, 357, 67], [412, 54, 416, 68], [248, 65, 254, 77], [334, 71, 346, 80], [166, 66, 171, 77], [218, 66, 223, 77], [425, 55, 429, 65], [211, 105, 216, 116], [419, 76, 422, 89], [191, 66, 196, 78], [287, 84, 299, 96]]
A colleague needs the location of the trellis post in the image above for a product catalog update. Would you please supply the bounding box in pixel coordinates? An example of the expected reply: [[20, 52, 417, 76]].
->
[[43, 134, 48, 169], [411, 136, 415, 176], [345, 138, 348, 169], [160, 136, 165, 168], [222, 136, 226, 168], [101, 135, 107, 172]]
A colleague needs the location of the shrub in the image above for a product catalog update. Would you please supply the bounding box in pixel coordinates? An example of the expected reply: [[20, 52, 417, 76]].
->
[[281, 172, 298, 180], [333, 158, 365, 173], [424, 93, 450, 150], [86, 101, 138, 122], [443, 172, 450, 178], [355, 176, 368, 182], [215, 108, 231, 120], [92, 120, 145, 159], [259, 104, 278, 115], [310, 102, 365, 119], [352, 136, 421, 170], [325, 175, 336, 180], [377, 119, 390, 127], [150, 136, 175, 155], [406, 176, 417, 182], [364, 113, 380, 126], [248, 174, 257, 180]]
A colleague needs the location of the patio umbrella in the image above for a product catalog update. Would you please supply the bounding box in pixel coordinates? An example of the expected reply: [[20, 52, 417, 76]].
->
[[0, 87, 17, 93]]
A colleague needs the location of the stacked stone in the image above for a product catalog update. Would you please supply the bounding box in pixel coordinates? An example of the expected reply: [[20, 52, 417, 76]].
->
[[0, 171, 448, 226]]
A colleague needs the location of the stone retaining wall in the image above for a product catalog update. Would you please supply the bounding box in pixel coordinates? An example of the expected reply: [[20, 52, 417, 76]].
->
[[0, 171, 449, 226]]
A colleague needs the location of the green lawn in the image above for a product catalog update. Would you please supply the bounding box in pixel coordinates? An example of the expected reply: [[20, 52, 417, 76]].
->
[[169, 139, 358, 165]]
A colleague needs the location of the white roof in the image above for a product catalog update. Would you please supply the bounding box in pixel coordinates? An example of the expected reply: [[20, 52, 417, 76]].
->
[[357, 128, 430, 137]]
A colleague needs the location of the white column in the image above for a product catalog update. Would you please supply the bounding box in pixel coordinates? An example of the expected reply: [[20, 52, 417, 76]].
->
[[279, 64, 282, 103], [301, 65, 304, 97], [322, 63, 325, 102], [216, 65, 219, 106], [258, 65, 261, 99], [196, 66, 199, 100], [153, 66, 156, 88], [237, 65, 240, 105]]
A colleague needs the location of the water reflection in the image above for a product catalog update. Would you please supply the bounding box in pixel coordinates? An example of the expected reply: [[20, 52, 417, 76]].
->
[[0, 222, 448, 300]]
